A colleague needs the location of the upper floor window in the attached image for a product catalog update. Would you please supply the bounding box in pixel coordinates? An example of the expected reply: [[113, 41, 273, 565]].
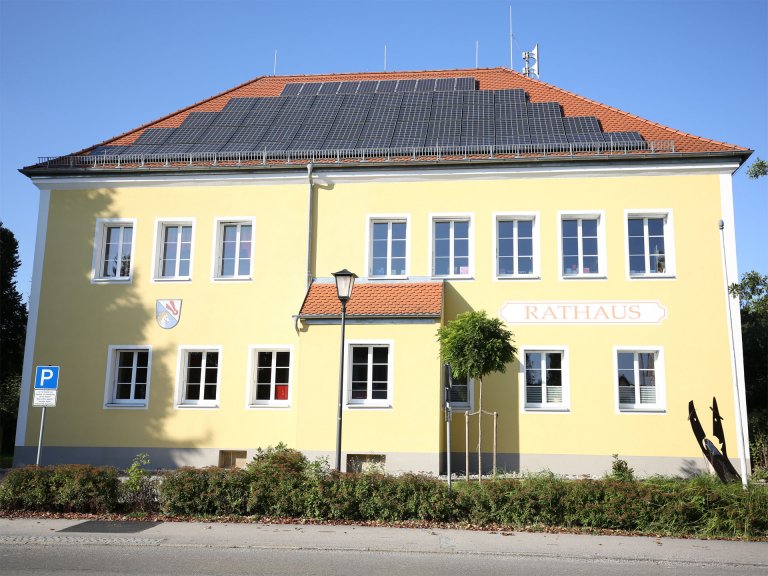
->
[[432, 216, 472, 278], [104, 346, 150, 408], [250, 348, 291, 406], [215, 220, 253, 280], [560, 213, 605, 278], [156, 221, 193, 280], [495, 214, 538, 278], [444, 365, 474, 411], [93, 219, 134, 282], [348, 342, 392, 407], [616, 348, 665, 412], [627, 213, 674, 277], [370, 219, 407, 278], [178, 348, 220, 407], [522, 349, 569, 411]]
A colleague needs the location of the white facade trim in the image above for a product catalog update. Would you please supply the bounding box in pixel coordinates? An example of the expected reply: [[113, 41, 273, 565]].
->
[[365, 213, 411, 279], [622, 209, 677, 280], [210, 216, 256, 283], [519, 345, 571, 413], [90, 217, 136, 284], [612, 346, 666, 414], [719, 173, 751, 480], [29, 160, 743, 190], [102, 345, 152, 410], [174, 345, 223, 409], [245, 344, 294, 409], [151, 217, 196, 283], [491, 211, 540, 280], [428, 212, 475, 279], [557, 209, 607, 280], [344, 339, 394, 409], [15, 189, 51, 446]]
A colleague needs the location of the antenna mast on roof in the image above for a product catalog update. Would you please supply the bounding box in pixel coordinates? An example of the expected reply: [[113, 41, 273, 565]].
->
[[475, 41, 479, 68], [384, 45, 387, 71], [509, 6, 513, 70], [522, 44, 539, 78], [274, 50, 278, 76]]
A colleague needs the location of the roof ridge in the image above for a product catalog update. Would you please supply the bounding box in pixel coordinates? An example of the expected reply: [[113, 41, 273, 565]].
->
[[511, 70, 747, 152]]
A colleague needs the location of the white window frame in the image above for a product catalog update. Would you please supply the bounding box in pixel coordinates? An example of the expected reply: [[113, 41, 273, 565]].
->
[[103, 345, 151, 409], [614, 346, 666, 413], [558, 210, 606, 279], [445, 367, 475, 412], [519, 346, 570, 412], [175, 346, 222, 408], [247, 345, 293, 408], [429, 213, 474, 279], [366, 214, 410, 279], [624, 210, 676, 279], [212, 217, 255, 281], [493, 212, 540, 279], [345, 339, 394, 408], [92, 218, 136, 283], [152, 218, 195, 282]]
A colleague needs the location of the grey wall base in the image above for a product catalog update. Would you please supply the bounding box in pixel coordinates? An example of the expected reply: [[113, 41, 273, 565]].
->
[[12, 446, 733, 479]]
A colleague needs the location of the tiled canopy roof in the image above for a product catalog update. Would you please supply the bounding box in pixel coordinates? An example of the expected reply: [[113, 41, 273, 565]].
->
[[299, 282, 443, 318], [83, 67, 745, 156]]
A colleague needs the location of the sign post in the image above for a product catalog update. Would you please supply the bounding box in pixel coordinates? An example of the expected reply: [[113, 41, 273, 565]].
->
[[33, 366, 59, 466]]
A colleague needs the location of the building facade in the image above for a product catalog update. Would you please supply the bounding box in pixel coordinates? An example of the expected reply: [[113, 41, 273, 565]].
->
[[15, 68, 752, 477]]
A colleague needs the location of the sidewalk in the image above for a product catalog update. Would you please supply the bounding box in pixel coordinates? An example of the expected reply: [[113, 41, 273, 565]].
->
[[1, 517, 766, 567]]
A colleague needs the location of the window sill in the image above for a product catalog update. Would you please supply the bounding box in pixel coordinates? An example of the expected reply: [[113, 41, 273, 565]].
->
[[247, 403, 290, 409], [92, 277, 132, 284], [213, 276, 253, 282], [619, 407, 666, 414], [346, 403, 392, 410], [448, 405, 472, 412], [431, 275, 474, 281], [368, 275, 409, 281], [154, 277, 192, 282], [523, 406, 570, 413], [104, 403, 147, 409], [496, 275, 540, 281], [176, 403, 219, 410], [562, 274, 607, 280], [629, 274, 676, 280]]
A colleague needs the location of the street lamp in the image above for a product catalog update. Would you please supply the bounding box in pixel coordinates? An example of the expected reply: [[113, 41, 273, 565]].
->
[[332, 269, 357, 472]]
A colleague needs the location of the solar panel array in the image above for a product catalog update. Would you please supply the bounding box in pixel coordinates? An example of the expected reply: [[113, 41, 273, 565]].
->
[[90, 80, 644, 156]]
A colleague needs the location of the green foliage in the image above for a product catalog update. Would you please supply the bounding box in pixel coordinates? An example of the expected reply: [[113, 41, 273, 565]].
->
[[730, 271, 768, 317], [120, 453, 158, 513], [437, 310, 517, 381], [749, 410, 768, 479], [609, 454, 635, 483], [159, 466, 250, 516], [0, 465, 119, 513], [746, 157, 767, 179]]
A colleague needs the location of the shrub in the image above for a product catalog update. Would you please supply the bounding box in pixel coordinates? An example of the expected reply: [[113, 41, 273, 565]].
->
[[120, 453, 159, 513], [609, 455, 635, 483], [0, 465, 119, 513], [246, 444, 311, 517], [159, 467, 250, 516]]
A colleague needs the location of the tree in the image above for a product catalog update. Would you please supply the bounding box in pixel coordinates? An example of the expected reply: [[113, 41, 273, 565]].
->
[[437, 310, 517, 479], [746, 158, 767, 179], [0, 222, 28, 455]]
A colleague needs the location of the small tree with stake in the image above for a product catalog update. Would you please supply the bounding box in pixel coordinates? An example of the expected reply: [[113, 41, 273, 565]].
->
[[437, 310, 517, 480]]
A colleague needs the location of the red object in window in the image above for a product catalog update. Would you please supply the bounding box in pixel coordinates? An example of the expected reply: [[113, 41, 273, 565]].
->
[[275, 385, 288, 400]]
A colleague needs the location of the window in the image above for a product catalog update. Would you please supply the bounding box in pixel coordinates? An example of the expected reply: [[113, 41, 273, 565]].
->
[[215, 220, 253, 279], [250, 348, 291, 406], [156, 221, 193, 280], [522, 349, 569, 410], [432, 216, 472, 277], [349, 344, 391, 406], [93, 219, 134, 282], [560, 214, 604, 277], [444, 365, 473, 411], [104, 346, 151, 408], [369, 219, 407, 277], [495, 214, 537, 277], [179, 348, 220, 406], [627, 213, 673, 277], [616, 349, 665, 411]]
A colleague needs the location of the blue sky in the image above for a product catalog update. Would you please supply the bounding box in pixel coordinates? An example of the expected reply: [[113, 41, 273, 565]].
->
[[1, 0, 766, 300]]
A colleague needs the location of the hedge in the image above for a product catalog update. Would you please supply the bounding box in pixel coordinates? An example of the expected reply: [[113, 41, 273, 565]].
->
[[2, 447, 767, 539]]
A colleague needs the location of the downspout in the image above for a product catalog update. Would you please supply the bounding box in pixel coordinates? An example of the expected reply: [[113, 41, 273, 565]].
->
[[306, 162, 314, 290]]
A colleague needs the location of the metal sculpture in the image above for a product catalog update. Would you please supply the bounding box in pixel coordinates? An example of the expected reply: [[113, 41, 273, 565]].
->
[[688, 397, 741, 483]]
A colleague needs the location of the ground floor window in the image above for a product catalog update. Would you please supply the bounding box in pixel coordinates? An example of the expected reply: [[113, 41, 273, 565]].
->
[[179, 348, 220, 407], [522, 349, 569, 411], [616, 348, 664, 411], [250, 348, 291, 406], [105, 346, 150, 407], [349, 343, 391, 406]]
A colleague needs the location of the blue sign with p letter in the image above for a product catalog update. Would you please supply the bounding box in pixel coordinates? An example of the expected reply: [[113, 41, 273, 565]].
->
[[35, 366, 60, 390]]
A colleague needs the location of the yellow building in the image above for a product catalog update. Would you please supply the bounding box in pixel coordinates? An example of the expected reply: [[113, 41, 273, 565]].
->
[[15, 68, 752, 478]]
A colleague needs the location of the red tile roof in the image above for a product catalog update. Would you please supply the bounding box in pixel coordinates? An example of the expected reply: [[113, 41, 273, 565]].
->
[[299, 282, 443, 318], [90, 67, 745, 155]]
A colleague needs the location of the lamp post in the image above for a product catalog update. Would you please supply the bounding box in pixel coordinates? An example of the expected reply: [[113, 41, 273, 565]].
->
[[332, 269, 357, 472]]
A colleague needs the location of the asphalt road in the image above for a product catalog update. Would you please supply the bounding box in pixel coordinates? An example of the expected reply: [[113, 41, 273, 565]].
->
[[1, 519, 766, 575]]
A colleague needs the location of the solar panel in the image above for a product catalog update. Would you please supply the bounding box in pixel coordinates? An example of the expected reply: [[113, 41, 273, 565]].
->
[[428, 92, 463, 146], [528, 103, 567, 144], [89, 146, 126, 155], [495, 90, 530, 145], [121, 144, 161, 155], [455, 77, 476, 91], [227, 123, 270, 144], [219, 139, 263, 153], [322, 94, 373, 149], [181, 112, 218, 127], [318, 82, 341, 95], [281, 83, 303, 96], [200, 125, 239, 144], [214, 98, 257, 125], [377, 80, 398, 92], [299, 83, 322, 96], [164, 126, 211, 144], [562, 116, 601, 133], [357, 80, 379, 93], [494, 89, 527, 104], [184, 142, 226, 154], [461, 91, 494, 146], [416, 78, 436, 92], [338, 81, 360, 94], [529, 102, 562, 117], [133, 128, 174, 146], [395, 79, 417, 92], [356, 93, 402, 148], [153, 143, 193, 154], [244, 97, 288, 125], [435, 78, 455, 92], [288, 95, 345, 150], [603, 131, 644, 143]]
